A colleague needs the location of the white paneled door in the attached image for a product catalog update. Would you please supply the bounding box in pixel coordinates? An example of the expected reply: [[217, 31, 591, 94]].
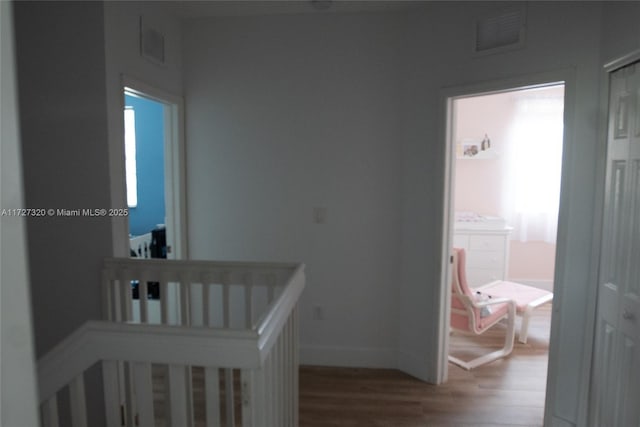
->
[[591, 60, 640, 426]]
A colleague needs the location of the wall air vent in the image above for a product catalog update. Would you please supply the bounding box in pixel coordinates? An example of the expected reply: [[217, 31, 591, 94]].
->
[[474, 7, 526, 56], [140, 17, 166, 66]]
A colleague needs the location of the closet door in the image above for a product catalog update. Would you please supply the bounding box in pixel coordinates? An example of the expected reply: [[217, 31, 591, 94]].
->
[[590, 60, 640, 426]]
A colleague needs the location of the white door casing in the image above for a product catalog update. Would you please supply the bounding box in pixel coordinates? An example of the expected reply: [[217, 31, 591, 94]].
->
[[590, 59, 640, 426]]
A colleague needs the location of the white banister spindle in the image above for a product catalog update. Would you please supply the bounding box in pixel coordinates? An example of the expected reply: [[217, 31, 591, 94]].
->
[[293, 305, 300, 427], [222, 273, 231, 328], [167, 364, 189, 427], [284, 317, 292, 426], [139, 271, 149, 323], [112, 279, 122, 322], [274, 335, 282, 426], [41, 395, 59, 427], [186, 367, 195, 426], [241, 368, 265, 427], [102, 271, 113, 321], [267, 273, 276, 303], [124, 363, 137, 427], [224, 368, 235, 426], [204, 367, 221, 427], [132, 362, 154, 427], [271, 349, 277, 426], [160, 278, 169, 325], [201, 273, 212, 327], [180, 272, 191, 326], [277, 334, 284, 427], [69, 375, 88, 427], [121, 271, 134, 322], [180, 274, 196, 426], [265, 353, 273, 425], [244, 273, 254, 328], [102, 361, 121, 427]]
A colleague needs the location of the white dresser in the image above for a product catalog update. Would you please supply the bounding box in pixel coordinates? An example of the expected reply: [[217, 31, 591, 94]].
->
[[453, 222, 512, 287]]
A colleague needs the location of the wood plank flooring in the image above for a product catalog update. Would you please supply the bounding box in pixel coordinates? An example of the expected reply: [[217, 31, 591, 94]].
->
[[299, 305, 551, 427]]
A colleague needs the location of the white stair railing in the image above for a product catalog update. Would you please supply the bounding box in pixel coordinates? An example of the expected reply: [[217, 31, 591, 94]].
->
[[38, 259, 305, 427]]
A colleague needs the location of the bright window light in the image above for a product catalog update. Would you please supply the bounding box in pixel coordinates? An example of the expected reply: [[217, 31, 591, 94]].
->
[[503, 87, 565, 243], [124, 107, 138, 208]]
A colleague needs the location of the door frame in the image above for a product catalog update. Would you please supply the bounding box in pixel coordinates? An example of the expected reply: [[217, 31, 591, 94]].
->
[[113, 75, 188, 260], [436, 69, 578, 396]]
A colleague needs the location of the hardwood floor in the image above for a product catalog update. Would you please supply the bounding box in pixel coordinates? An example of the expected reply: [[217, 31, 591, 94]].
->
[[299, 306, 551, 427]]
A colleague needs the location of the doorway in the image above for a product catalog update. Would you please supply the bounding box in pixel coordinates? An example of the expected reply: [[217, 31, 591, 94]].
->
[[442, 82, 566, 390], [124, 92, 167, 265], [120, 77, 187, 324], [121, 77, 187, 262]]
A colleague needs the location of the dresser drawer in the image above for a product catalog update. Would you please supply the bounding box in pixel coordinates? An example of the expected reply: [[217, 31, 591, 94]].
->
[[466, 250, 505, 269], [454, 224, 512, 282], [469, 235, 506, 252]]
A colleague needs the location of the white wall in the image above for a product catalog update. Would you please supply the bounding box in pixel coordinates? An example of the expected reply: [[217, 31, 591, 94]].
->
[[1, 2, 39, 425], [13, 3, 113, 423], [13, 1, 113, 359], [181, 9, 608, 419], [601, 1, 640, 65], [183, 13, 404, 367]]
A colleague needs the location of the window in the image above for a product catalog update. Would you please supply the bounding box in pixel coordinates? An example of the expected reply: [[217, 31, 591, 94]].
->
[[503, 87, 564, 243]]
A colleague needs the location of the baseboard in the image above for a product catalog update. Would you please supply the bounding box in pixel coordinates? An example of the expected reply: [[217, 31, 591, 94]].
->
[[299, 346, 439, 384], [509, 279, 554, 292], [299, 345, 396, 369]]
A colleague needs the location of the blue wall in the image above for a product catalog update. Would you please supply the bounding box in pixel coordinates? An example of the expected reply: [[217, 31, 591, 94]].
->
[[126, 94, 165, 236]]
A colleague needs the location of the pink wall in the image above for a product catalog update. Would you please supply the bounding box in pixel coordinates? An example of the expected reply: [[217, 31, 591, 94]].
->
[[453, 87, 563, 282], [454, 91, 514, 216]]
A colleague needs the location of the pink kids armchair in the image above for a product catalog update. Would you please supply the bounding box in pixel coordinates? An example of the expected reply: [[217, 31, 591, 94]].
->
[[449, 248, 516, 370]]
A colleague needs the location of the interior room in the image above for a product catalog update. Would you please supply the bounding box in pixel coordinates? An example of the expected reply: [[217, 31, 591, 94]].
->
[[3, 1, 640, 426], [125, 93, 167, 262], [453, 85, 564, 292]]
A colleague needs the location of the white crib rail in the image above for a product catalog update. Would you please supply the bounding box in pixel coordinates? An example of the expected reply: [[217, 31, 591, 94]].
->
[[38, 259, 305, 427]]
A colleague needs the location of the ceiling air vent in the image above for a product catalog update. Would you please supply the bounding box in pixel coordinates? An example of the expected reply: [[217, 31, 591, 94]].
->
[[475, 7, 526, 55]]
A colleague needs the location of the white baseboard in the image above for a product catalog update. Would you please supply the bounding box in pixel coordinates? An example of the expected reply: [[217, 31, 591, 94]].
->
[[509, 279, 554, 292], [299, 346, 439, 384], [300, 345, 396, 369]]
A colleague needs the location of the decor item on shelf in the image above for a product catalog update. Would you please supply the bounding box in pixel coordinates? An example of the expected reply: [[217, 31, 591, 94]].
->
[[481, 133, 491, 150], [457, 135, 496, 159]]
